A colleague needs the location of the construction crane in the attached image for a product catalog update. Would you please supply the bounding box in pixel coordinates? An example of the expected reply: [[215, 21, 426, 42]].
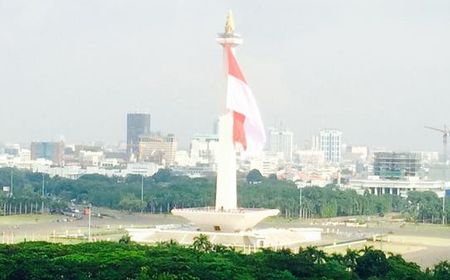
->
[[424, 125, 449, 224]]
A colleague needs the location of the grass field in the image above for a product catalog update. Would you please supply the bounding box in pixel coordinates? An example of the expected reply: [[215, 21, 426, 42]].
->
[[0, 214, 57, 225], [0, 211, 448, 267]]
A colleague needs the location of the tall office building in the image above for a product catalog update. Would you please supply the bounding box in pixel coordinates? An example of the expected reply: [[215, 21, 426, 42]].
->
[[268, 128, 294, 162], [319, 130, 342, 164], [127, 113, 151, 158], [30, 141, 65, 165], [311, 135, 321, 151]]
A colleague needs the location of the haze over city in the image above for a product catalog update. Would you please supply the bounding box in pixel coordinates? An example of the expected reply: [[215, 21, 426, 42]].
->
[[1, 2, 450, 277], [1, 0, 450, 150]]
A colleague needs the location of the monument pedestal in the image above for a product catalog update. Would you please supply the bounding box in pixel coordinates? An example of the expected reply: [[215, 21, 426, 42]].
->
[[127, 226, 322, 249], [171, 207, 279, 232]]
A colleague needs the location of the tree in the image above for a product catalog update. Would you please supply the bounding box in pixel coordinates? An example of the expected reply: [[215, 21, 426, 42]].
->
[[299, 246, 327, 265], [153, 169, 172, 183], [321, 199, 338, 217], [386, 253, 424, 280], [192, 234, 212, 253], [0, 167, 448, 221], [119, 234, 131, 244], [0, 241, 433, 279], [433, 261, 450, 280], [343, 248, 360, 271], [355, 249, 389, 279], [118, 194, 142, 212], [246, 169, 264, 184]]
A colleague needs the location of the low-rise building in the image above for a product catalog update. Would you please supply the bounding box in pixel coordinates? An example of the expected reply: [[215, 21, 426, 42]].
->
[[249, 152, 283, 176], [345, 176, 446, 198], [30, 141, 64, 165], [189, 134, 219, 166], [294, 150, 325, 166], [373, 152, 421, 179]]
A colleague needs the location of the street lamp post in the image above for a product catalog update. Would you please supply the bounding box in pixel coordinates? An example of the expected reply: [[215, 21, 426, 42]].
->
[[443, 184, 447, 225], [9, 169, 13, 198], [296, 181, 305, 219], [41, 174, 45, 214], [141, 175, 144, 213], [299, 187, 303, 218], [88, 203, 92, 242], [380, 220, 384, 251], [441, 158, 448, 225]]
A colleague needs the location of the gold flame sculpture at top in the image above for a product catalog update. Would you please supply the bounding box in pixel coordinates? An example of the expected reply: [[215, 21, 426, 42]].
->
[[224, 10, 235, 34]]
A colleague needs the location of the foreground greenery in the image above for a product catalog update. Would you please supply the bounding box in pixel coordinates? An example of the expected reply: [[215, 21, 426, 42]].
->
[[0, 238, 448, 280], [0, 168, 448, 222]]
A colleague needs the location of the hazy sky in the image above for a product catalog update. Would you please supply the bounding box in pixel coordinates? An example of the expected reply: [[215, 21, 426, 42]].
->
[[1, 0, 450, 151]]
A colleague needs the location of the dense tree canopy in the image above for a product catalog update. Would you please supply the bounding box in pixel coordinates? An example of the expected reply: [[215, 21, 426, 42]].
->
[[0, 240, 446, 280], [246, 169, 264, 184], [0, 167, 448, 222]]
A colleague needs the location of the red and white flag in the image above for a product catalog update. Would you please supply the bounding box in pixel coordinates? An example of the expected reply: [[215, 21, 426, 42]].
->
[[225, 45, 266, 156]]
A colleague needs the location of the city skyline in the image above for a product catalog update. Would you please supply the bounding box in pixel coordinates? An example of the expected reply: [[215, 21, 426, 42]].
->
[[1, 1, 450, 151], [0, 3, 449, 272]]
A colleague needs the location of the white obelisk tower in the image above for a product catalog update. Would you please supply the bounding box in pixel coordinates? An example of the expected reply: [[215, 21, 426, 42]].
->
[[215, 11, 242, 210], [170, 12, 279, 233]]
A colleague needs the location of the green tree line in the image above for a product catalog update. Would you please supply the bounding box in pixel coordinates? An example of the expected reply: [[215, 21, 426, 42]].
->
[[0, 239, 448, 279], [0, 168, 448, 222]]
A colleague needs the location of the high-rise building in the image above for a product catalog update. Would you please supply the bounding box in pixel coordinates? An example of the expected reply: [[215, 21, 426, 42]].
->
[[138, 134, 177, 166], [319, 130, 342, 164], [268, 128, 293, 161], [311, 135, 321, 151], [127, 113, 151, 158], [373, 152, 421, 179], [30, 141, 64, 165]]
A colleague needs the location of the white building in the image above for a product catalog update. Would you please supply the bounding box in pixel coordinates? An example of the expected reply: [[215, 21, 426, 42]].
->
[[189, 134, 219, 166], [268, 128, 293, 162], [414, 151, 439, 165], [79, 150, 104, 167], [345, 176, 446, 198], [294, 150, 326, 166], [174, 150, 190, 167], [296, 165, 340, 187], [100, 158, 121, 169], [319, 130, 342, 164], [342, 145, 369, 164], [124, 162, 160, 177], [311, 135, 320, 151], [249, 152, 283, 176]]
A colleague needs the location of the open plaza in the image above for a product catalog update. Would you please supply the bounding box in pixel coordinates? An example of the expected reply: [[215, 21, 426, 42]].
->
[[0, 211, 448, 268]]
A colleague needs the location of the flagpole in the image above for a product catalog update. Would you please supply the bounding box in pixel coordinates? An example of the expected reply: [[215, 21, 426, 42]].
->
[[88, 203, 92, 242], [214, 11, 243, 211], [41, 174, 45, 214]]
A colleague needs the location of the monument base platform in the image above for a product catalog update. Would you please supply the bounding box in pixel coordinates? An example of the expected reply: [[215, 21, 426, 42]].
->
[[127, 226, 322, 249], [171, 207, 280, 232]]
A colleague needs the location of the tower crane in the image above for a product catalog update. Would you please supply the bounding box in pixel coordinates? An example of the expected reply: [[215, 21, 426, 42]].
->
[[425, 125, 449, 224]]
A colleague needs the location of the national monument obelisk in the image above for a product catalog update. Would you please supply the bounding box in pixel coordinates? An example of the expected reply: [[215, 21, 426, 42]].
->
[[214, 11, 241, 211]]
